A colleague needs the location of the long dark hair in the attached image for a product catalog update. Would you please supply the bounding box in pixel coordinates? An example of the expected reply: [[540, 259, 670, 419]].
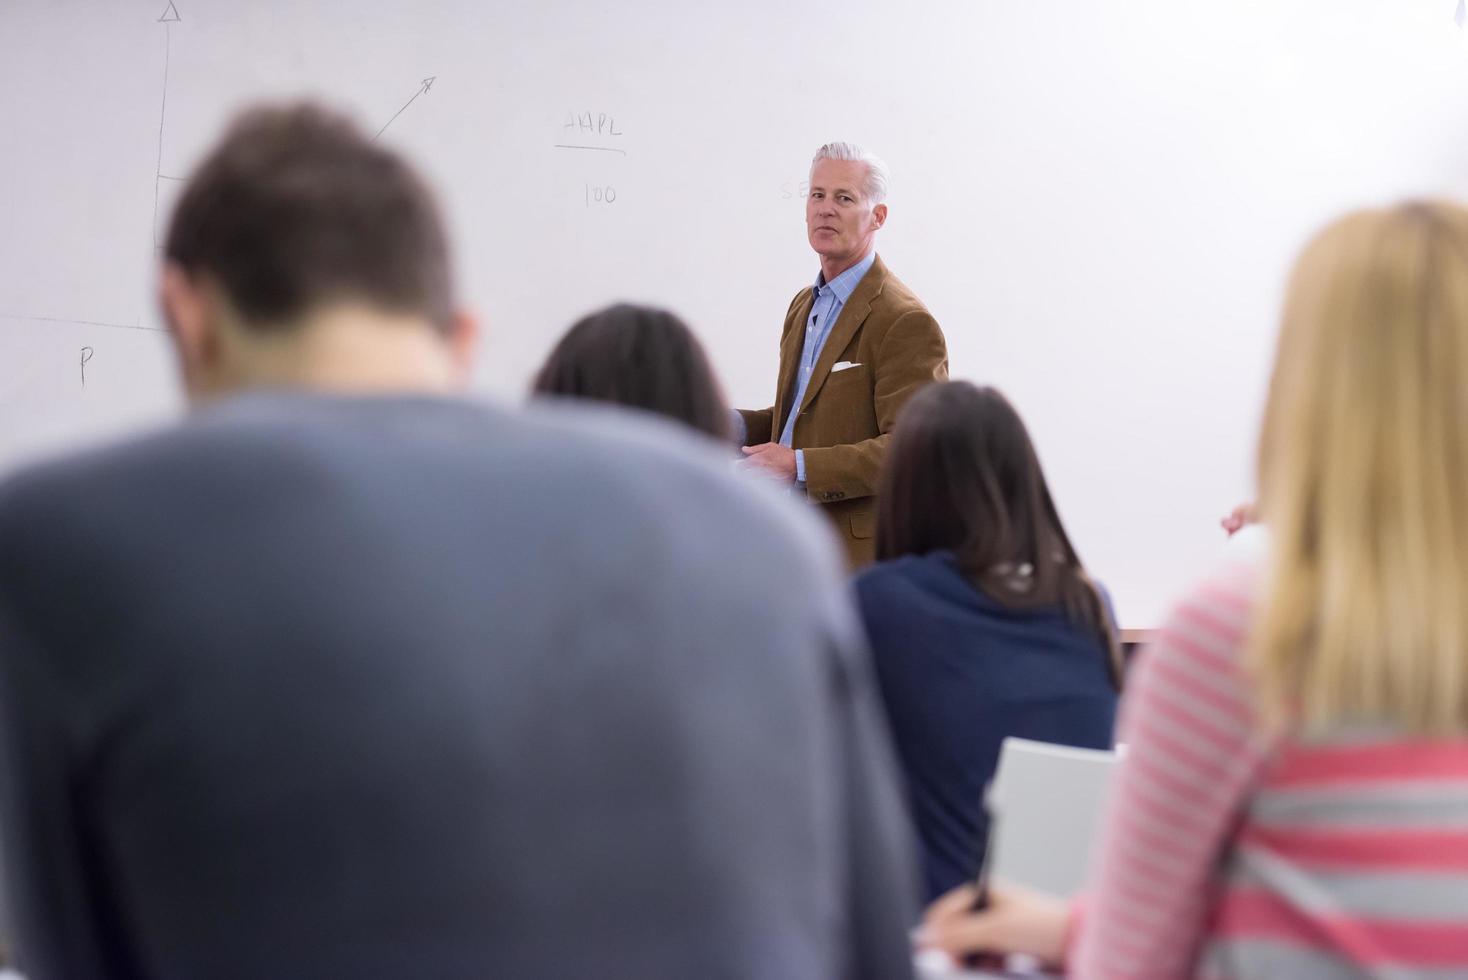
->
[[532, 304, 730, 440], [877, 382, 1122, 687]]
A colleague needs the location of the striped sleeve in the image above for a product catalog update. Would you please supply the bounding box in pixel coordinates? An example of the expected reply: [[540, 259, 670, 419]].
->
[[1067, 563, 1273, 979]]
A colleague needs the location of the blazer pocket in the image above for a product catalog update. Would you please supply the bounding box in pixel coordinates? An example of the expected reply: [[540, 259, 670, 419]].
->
[[849, 510, 876, 540], [822, 364, 870, 390]]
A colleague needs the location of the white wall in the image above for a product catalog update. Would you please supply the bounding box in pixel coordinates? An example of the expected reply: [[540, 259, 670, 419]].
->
[[4, 0, 1468, 625]]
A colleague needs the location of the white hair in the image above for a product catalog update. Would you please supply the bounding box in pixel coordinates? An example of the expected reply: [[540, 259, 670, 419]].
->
[[811, 142, 890, 205]]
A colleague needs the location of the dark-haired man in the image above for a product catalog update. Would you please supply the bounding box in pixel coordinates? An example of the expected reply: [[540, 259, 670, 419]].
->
[[0, 105, 918, 979]]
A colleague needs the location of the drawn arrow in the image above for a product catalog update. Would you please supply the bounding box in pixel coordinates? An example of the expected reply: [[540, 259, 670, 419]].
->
[[158, 1, 181, 22], [374, 76, 437, 140]]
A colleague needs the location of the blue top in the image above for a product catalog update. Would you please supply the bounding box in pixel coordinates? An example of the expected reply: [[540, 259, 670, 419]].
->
[[0, 392, 920, 979], [852, 551, 1118, 901], [780, 251, 877, 485]]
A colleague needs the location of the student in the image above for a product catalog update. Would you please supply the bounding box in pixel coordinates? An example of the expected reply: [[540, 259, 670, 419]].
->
[[853, 381, 1120, 902], [921, 201, 1468, 977], [532, 303, 730, 439], [0, 103, 919, 980]]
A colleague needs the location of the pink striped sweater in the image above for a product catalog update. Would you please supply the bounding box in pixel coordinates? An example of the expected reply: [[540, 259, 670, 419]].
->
[[1067, 559, 1468, 979]]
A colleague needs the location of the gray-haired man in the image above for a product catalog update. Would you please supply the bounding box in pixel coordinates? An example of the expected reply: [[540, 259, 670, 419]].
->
[[736, 143, 949, 567]]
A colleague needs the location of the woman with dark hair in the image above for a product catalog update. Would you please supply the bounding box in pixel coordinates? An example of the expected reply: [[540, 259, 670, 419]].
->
[[854, 380, 1120, 901], [532, 304, 730, 440]]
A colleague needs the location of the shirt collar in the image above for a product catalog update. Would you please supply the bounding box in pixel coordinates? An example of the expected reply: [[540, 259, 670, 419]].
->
[[814, 251, 877, 303]]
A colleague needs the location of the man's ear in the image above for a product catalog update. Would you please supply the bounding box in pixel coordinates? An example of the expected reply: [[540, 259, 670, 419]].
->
[[444, 310, 480, 387], [158, 263, 220, 399], [871, 203, 889, 231]]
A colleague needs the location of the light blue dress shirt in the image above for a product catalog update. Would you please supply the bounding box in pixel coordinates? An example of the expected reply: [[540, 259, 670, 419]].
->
[[781, 251, 877, 485]]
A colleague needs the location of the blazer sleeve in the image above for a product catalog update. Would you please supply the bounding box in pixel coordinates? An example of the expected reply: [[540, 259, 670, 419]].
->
[[736, 408, 774, 446], [736, 289, 811, 448], [802, 309, 948, 501]]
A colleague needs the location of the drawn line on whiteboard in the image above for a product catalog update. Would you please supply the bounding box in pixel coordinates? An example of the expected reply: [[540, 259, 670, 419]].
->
[[158, 174, 186, 183], [152, 11, 175, 247], [553, 144, 627, 155], [0, 313, 165, 334], [375, 76, 437, 140]]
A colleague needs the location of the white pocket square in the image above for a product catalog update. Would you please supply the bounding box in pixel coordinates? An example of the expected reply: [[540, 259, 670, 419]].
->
[[831, 361, 862, 373]]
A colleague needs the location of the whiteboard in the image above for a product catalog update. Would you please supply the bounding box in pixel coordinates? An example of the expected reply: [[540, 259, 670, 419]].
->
[[4, 0, 1468, 626]]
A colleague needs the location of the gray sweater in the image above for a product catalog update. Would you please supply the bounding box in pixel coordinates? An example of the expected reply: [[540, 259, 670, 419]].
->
[[0, 392, 918, 980]]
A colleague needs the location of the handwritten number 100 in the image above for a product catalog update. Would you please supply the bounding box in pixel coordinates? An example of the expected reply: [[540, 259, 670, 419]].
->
[[585, 184, 616, 206]]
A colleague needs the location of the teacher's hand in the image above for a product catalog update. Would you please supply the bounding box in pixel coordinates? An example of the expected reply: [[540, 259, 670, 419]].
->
[[737, 442, 797, 483]]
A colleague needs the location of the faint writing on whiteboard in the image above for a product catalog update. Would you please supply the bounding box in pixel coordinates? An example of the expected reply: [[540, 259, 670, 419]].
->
[[554, 111, 626, 155], [780, 180, 812, 200], [564, 111, 622, 137], [557, 110, 625, 208]]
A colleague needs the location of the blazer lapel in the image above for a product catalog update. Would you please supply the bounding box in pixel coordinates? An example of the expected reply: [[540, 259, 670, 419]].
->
[[797, 255, 887, 416], [772, 288, 815, 440]]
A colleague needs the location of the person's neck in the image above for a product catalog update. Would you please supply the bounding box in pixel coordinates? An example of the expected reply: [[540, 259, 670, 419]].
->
[[214, 305, 461, 398], [819, 249, 873, 285]]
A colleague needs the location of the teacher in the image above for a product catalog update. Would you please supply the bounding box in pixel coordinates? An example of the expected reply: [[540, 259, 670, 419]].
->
[[736, 142, 948, 567]]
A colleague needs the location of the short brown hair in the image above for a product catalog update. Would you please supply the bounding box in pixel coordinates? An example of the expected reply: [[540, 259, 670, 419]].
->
[[164, 102, 454, 331]]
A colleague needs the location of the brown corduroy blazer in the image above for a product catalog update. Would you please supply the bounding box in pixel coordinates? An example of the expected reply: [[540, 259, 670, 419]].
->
[[739, 255, 948, 568]]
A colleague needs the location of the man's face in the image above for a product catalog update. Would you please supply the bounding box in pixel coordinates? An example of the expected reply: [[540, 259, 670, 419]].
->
[[806, 158, 887, 266]]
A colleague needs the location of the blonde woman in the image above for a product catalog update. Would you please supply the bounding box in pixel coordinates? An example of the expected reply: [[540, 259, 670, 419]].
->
[[920, 202, 1468, 977]]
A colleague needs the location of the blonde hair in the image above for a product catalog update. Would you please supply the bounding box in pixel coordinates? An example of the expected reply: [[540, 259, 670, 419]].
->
[[1250, 201, 1468, 734]]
